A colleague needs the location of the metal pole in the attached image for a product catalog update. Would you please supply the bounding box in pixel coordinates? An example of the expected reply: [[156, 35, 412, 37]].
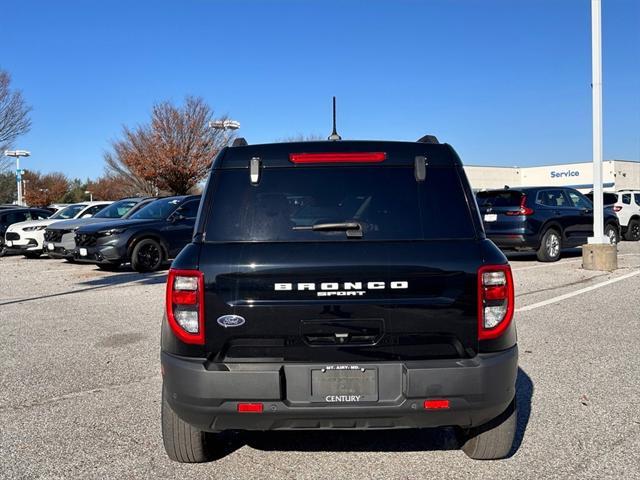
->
[[589, 0, 604, 244], [16, 156, 23, 206]]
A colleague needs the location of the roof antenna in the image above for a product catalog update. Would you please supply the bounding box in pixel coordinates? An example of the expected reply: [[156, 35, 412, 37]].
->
[[327, 96, 342, 141]]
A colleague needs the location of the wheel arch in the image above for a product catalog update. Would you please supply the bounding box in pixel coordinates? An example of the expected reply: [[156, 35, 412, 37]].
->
[[537, 221, 563, 248], [127, 232, 169, 261]]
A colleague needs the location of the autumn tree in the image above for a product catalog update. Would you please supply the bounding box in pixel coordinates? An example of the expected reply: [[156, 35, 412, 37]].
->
[[105, 96, 228, 195], [86, 174, 134, 200], [0, 69, 32, 171], [23, 170, 70, 207], [0, 172, 17, 203]]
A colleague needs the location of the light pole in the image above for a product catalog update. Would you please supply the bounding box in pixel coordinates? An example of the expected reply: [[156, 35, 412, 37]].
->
[[583, 0, 617, 271], [209, 119, 240, 146], [85, 190, 93, 202], [4, 150, 30, 206]]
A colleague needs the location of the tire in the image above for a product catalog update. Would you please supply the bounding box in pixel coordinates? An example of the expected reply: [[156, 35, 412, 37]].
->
[[131, 238, 163, 272], [97, 263, 121, 271], [604, 224, 619, 246], [461, 399, 517, 460], [23, 252, 41, 259], [624, 219, 640, 241], [536, 228, 561, 262], [65, 257, 77, 263], [0, 245, 6, 257], [162, 388, 213, 463]]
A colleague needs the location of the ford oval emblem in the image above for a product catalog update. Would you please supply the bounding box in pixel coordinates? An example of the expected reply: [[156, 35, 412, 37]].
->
[[217, 315, 246, 328]]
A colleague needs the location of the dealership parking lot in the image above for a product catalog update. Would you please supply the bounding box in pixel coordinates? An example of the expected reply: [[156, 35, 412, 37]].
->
[[1, 243, 639, 479]]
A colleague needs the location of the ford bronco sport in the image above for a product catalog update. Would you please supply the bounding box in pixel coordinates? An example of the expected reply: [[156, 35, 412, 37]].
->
[[161, 137, 518, 462]]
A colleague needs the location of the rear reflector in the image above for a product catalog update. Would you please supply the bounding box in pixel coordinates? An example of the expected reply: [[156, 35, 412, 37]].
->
[[424, 399, 450, 410], [289, 152, 387, 164], [237, 403, 264, 413]]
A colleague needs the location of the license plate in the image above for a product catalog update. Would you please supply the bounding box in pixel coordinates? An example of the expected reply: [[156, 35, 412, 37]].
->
[[47, 243, 54, 251], [311, 366, 378, 403], [5, 241, 12, 247], [79, 248, 88, 257], [484, 214, 498, 222]]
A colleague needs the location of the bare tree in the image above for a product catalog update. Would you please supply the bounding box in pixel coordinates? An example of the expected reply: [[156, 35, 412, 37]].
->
[[0, 69, 32, 170], [277, 134, 325, 143], [105, 96, 228, 195]]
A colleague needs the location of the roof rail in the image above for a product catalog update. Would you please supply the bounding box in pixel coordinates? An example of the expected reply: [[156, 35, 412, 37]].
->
[[231, 137, 248, 147], [417, 135, 439, 144]]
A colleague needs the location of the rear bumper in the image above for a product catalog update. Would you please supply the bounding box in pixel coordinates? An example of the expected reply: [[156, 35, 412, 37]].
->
[[161, 346, 518, 432], [487, 234, 538, 250]]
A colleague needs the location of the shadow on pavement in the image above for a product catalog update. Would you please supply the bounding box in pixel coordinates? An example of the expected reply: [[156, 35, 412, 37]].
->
[[209, 367, 533, 459], [506, 248, 582, 262]]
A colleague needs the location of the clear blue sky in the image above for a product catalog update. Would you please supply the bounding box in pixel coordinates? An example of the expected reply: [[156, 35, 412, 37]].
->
[[2, 0, 639, 179]]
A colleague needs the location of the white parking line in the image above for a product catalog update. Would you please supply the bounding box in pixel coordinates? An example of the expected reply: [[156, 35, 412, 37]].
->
[[515, 269, 640, 312]]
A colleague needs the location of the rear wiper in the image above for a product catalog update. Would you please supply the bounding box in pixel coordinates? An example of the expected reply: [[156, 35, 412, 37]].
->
[[293, 222, 363, 238]]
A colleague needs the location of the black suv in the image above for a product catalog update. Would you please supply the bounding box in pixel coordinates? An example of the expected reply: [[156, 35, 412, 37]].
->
[[0, 208, 52, 257], [73, 195, 200, 272], [161, 139, 518, 462], [477, 187, 620, 262]]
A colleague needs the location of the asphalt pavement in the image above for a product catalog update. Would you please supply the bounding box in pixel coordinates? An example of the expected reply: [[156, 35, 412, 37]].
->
[[0, 242, 639, 479]]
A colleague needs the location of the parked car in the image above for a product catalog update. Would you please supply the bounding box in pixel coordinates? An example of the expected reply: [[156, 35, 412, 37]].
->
[[476, 186, 620, 261], [0, 208, 52, 257], [73, 195, 200, 272], [160, 138, 518, 462], [44, 197, 156, 260], [4, 201, 112, 258], [586, 190, 640, 241]]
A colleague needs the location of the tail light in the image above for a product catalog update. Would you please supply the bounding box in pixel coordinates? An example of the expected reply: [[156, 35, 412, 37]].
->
[[166, 269, 205, 345], [505, 195, 534, 216], [477, 264, 514, 340], [289, 152, 387, 164], [613, 206, 622, 212]]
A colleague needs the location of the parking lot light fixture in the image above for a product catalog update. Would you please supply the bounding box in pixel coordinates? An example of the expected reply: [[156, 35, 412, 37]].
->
[[4, 149, 31, 206], [209, 119, 240, 146]]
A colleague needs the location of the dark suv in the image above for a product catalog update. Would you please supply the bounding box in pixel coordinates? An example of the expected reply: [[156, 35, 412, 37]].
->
[[477, 187, 620, 261], [73, 195, 200, 272], [161, 139, 518, 462]]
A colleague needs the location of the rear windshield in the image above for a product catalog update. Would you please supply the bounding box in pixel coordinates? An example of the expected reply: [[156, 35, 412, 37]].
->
[[476, 191, 523, 208], [204, 166, 475, 242]]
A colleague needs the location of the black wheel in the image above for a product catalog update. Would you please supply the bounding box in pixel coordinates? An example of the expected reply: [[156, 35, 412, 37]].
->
[[536, 228, 561, 262], [97, 263, 121, 271], [65, 257, 78, 263], [460, 399, 517, 460], [604, 224, 619, 246], [131, 238, 163, 272], [23, 252, 41, 259], [162, 387, 214, 463], [624, 219, 640, 241]]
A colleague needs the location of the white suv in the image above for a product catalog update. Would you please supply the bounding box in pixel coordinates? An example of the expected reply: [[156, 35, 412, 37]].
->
[[4, 202, 111, 258], [614, 190, 640, 241]]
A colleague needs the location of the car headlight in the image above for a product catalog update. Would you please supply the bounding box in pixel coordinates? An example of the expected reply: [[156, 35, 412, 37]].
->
[[97, 228, 125, 237], [23, 225, 47, 232]]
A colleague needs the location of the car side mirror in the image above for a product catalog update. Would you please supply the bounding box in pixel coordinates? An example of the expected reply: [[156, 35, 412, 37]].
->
[[170, 213, 185, 223]]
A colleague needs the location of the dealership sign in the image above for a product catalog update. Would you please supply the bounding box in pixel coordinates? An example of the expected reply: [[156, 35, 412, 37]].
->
[[550, 170, 580, 179]]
